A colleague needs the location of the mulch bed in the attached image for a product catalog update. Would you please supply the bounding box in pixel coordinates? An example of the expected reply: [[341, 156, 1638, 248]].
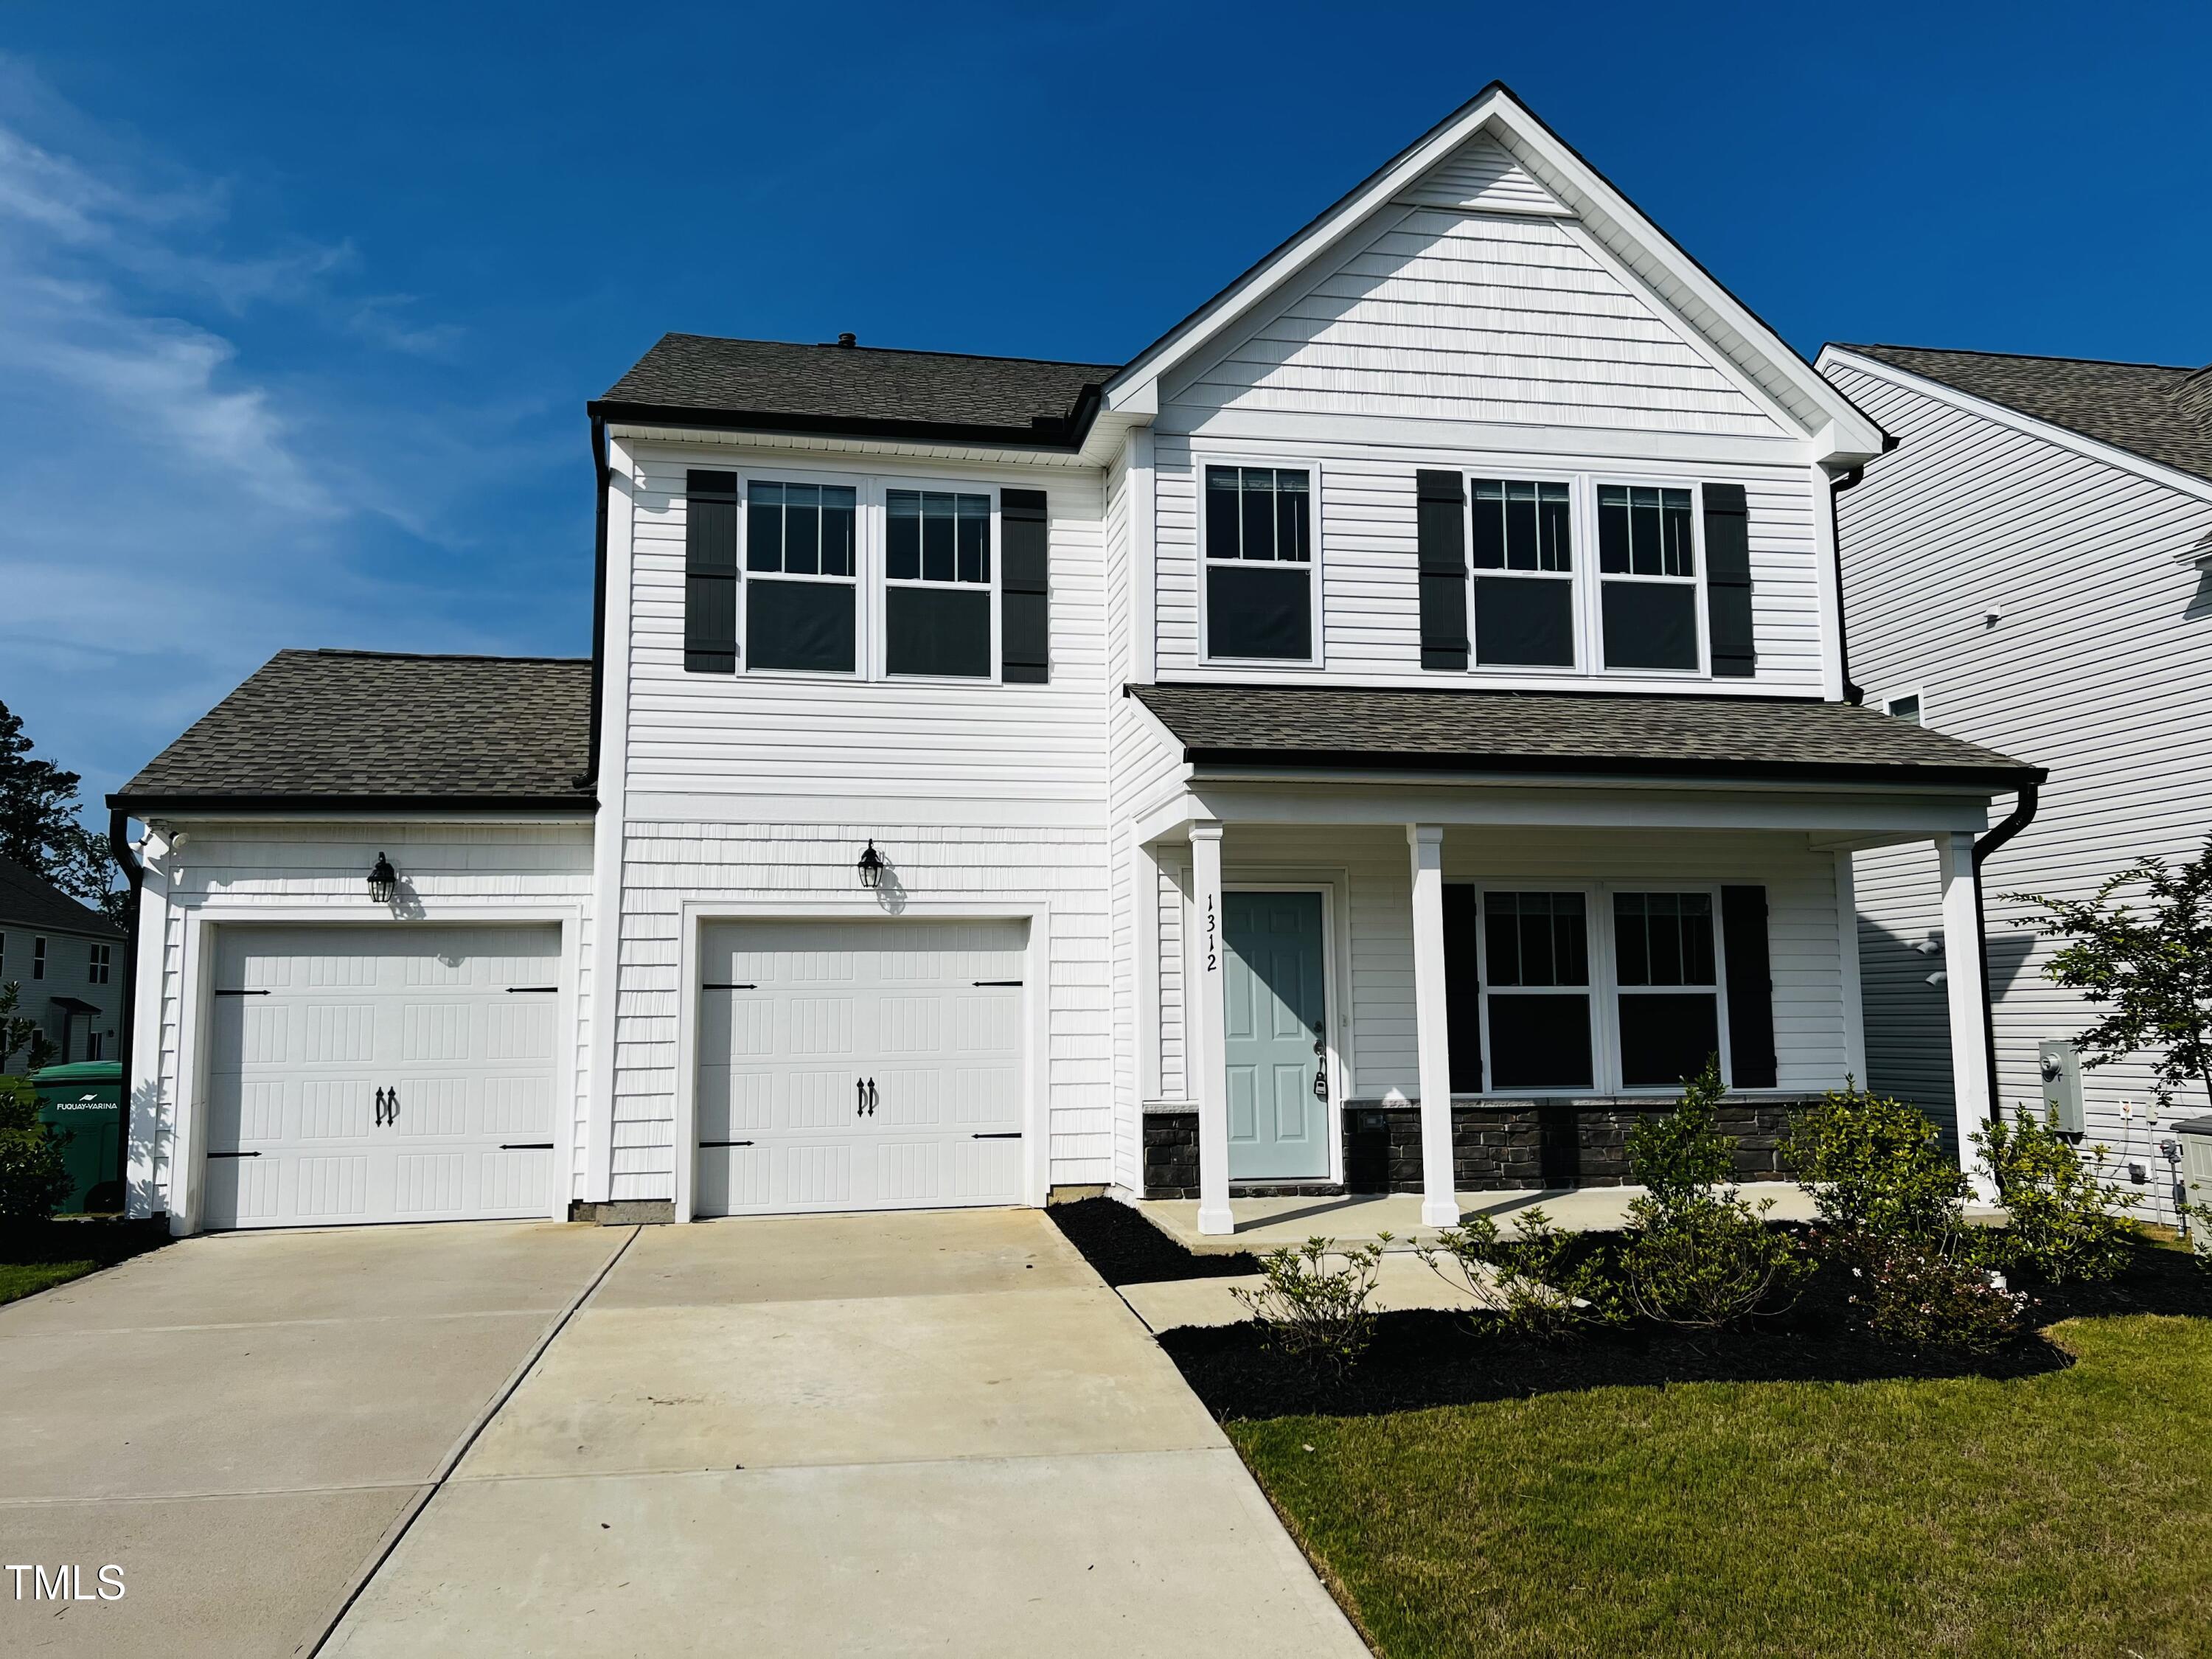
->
[[0, 1216, 170, 1273], [1047, 1196, 1260, 1285]]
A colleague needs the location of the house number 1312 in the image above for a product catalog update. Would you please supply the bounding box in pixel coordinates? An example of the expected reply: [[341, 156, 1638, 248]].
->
[[1205, 894, 1217, 973]]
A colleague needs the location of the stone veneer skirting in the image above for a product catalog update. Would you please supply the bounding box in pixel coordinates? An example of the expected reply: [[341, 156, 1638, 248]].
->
[[1141, 1096, 1816, 1200]]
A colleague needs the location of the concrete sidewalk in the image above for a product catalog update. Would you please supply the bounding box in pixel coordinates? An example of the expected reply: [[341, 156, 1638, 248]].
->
[[0, 1220, 627, 1659], [323, 1210, 1368, 1658]]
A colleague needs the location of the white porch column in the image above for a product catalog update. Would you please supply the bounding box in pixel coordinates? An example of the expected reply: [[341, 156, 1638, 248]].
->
[[1937, 830, 1997, 1200], [1407, 824, 1458, 1227], [1189, 822, 1234, 1234]]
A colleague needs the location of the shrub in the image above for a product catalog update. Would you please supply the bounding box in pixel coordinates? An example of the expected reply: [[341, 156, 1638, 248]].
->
[[0, 1074, 70, 1223], [1231, 1235, 1388, 1375], [1975, 1109, 2137, 1282], [1849, 1231, 2030, 1354], [1625, 1058, 1734, 1203], [1420, 1207, 1623, 1340], [1782, 1082, 1968, 1243], [1621, 1190, 1809, 1329]]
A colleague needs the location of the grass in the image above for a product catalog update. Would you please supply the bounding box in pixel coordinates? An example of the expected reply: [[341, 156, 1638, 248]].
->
[[1234, 1315, 2212, 1658], [0, 1219, 168, 1307]]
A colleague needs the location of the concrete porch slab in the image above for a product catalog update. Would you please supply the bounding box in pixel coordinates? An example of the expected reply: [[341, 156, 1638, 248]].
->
[[1119, 1248, 1492, 1332]]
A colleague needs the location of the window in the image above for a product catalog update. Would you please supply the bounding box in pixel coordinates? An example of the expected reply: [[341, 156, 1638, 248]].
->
[[1470, 479, 1575, 667], [88, 942, 111, 984], [745, 481, 858, 672], [1203, 465, 1314, 660], [1885, 692, 1921, 726], [1613, 892, 1722, 1088], [1597, 484, 1701, 672], [885, 489, 992, 678], [32, 936, 46, 981], [1479, 892, 1593, 1090]]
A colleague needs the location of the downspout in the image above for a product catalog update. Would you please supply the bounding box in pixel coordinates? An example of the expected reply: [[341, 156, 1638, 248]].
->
[[1971, 782, 2042, 1124], [582, 414, 610, 790], [106, 807, 143, 1207]]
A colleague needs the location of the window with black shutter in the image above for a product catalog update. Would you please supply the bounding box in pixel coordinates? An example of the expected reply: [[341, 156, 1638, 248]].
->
[[1470, 477, 1576, 667], [1203, 465, 1314, 661], [1702, 481, 1755, 677], [1596, 484, 1700, 672], [745, 481, 858, 674], [885, 488, 992, 678], [1000, 487, 1049, 682]]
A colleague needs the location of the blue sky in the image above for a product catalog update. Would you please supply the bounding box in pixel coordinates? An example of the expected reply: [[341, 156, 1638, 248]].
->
[[2, 1, 2207, 810]]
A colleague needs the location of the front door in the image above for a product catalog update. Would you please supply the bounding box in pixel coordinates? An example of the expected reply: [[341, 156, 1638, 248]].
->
[[1222, 891, 1329, 1180]]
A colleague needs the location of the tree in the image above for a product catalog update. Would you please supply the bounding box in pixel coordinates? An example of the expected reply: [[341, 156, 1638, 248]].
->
[[2006, 837, 2212, 1114], [0, 699, 123, 924], [0, 978, 55, 1078]]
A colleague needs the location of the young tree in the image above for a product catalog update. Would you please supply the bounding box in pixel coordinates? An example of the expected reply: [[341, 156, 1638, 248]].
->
[[2006, 836, 2212, 1113], [0, 698, 122, 923], [0, 978, 55, 1078]]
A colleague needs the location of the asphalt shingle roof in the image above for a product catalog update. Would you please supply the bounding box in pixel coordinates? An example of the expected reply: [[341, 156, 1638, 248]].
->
[[1129, 684, 2041, 786], [114, 651, 596, 810], [1840, 344, 2212, 484], [0, 854, 121, 939], [594, 334, 1121, 444]]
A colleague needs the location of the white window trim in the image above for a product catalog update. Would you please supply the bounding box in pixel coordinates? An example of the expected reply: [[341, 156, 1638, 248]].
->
[[1881, 685, 1929, 727], [876, 477, 1005, 688], [736, 465, 869, 682], [32, 935, 46, 981], [1463, 469, 1585, 675], [1590, 476, 1711, 678], [1467, 880, 1733, 1096], [1194, 454, 1325, 668]]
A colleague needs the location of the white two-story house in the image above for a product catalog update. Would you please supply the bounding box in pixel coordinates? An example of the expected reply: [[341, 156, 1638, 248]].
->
[[114, 84, 2038, 1237]]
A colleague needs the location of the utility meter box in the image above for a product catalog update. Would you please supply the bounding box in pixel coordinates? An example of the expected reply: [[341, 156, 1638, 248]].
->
[[2036, 1040, 2085, 1135]]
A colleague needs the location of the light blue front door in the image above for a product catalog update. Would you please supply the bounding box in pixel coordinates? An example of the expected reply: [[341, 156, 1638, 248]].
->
[[1223, 891, 1329, 1180]]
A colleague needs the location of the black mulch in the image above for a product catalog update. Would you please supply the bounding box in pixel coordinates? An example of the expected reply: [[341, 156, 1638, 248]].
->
[[1047, 1196, 1260, 1285], [1147, 1230, 2212, 1422], [1, 1217, 170, 1274]]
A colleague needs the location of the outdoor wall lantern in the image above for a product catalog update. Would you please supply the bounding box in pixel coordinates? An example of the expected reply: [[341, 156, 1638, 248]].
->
[[367, 852, 400, 905], [856, 841, 886, 890]]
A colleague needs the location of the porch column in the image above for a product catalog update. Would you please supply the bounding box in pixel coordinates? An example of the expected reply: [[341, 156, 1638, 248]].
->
[[1937, 830, 1997, 1201], [1407, 824, 1458, 1227], [1189, 821, 1234, 1234]]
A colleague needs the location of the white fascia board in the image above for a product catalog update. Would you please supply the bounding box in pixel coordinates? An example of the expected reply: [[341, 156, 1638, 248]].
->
[[1818, 346, 2212, 508], [606, 424, 1101, 474]]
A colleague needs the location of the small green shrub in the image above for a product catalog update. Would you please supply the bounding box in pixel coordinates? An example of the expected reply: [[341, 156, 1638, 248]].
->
[[0, 1074, 70, 1224], [1975, 1110, 2137, 1282], [1850, 1231, 2030, 1354], [1231, 1235, 1389, 1375], [1783, 1082, 1968, 1242], [1625, 1058, 1734, 1204], [1420, 1207, 1623, 1340], [1621, 1190, 1809, 1329]]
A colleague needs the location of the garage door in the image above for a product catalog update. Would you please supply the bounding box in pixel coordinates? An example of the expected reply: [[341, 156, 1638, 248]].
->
[[203, 924, 563, 1229], [695, 919, 1026, 1216]]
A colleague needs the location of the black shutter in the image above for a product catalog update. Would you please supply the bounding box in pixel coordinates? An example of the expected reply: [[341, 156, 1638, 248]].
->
[[1443, 883, 1484, 1093], [684, 470, 739, 674], [1001, 487, 1049, 683], [1719, 885, 1776, 1088], [1702, 482, 1754, 678], [1416, 470, 1469, 669]]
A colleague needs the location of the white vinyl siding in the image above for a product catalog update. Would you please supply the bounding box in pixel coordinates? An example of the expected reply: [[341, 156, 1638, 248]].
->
[[1393, 132, 1568, 215], [1828, 355, 2212, 1208]]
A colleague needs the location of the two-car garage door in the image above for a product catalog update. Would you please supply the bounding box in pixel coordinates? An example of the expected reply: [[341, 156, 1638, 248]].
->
[[203, 924, 563, 1229], [694, 919, 1028, 1216]]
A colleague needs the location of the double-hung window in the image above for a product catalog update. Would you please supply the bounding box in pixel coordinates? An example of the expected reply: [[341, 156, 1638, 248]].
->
[[1470, 479, 1575, 667], [1480, 891, 1594, 1090], [745, 481, 858, 673], [32, 936, 46, 981], [1203, 465, 1314, 661], [88, 942, 111, 984], [885, 489, 993, 678], [1612, 891, 1722, 1087], [1597, 484, 1701, 672]]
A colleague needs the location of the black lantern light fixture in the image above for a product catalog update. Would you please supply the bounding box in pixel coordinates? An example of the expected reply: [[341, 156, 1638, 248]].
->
[[856, 841, 886, 891], [366, 852, 399, 905]]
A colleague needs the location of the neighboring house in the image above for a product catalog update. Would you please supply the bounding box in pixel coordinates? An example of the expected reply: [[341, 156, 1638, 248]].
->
[[1820, 343, 2212, 1217], [114, 83, 2039, 1238], [0, 853, 124, 1071]]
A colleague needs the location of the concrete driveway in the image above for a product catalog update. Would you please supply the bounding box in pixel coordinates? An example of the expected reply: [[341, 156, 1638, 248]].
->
[[0, 1220, 627, 1659], [325, 1209, 1366, 1657]]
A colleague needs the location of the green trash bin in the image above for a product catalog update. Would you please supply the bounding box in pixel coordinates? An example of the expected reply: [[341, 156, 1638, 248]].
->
[[31, 1061, 124, 1215]]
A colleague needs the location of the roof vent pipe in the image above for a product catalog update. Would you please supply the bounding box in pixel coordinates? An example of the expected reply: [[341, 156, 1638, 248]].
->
[[836, 332, 857, 347]]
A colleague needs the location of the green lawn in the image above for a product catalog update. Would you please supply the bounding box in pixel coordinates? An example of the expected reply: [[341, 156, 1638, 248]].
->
[[1234, 1315, 2212, 1658], [0, 1220, 168, 1308]]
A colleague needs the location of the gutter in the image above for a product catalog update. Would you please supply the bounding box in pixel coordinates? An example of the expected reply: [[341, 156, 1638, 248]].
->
[[583, 413, 609, 790], [106, 807, 142, 1209], [1970, 782, 2042, 1124]]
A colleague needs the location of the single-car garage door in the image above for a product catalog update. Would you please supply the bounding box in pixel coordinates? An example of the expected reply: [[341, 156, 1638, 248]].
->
[[203, 923, 564, 1229], [695, 919, 1027, 1216]]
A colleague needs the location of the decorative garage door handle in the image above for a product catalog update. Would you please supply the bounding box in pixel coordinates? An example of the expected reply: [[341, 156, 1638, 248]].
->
[[375, 1087, 400, 1127], [855, 1078, 879, 1117], [867, 1079, 878, 1116], [375, 1086, 387, 1126]]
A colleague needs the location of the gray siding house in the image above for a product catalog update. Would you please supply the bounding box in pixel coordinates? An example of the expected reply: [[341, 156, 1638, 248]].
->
[[1, 853, 125, 1070], [1820, 344, 2212, 1218]]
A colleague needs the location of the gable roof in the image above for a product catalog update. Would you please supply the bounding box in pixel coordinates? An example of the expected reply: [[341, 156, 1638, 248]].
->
[[1102, 82, 1888, 465], [112, 650, 596, 814], [1129, 684, 2041, 788], [591, 334, 1119, 448], [0, 853, 120, 939], [1829, 344, 2212, 485]]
